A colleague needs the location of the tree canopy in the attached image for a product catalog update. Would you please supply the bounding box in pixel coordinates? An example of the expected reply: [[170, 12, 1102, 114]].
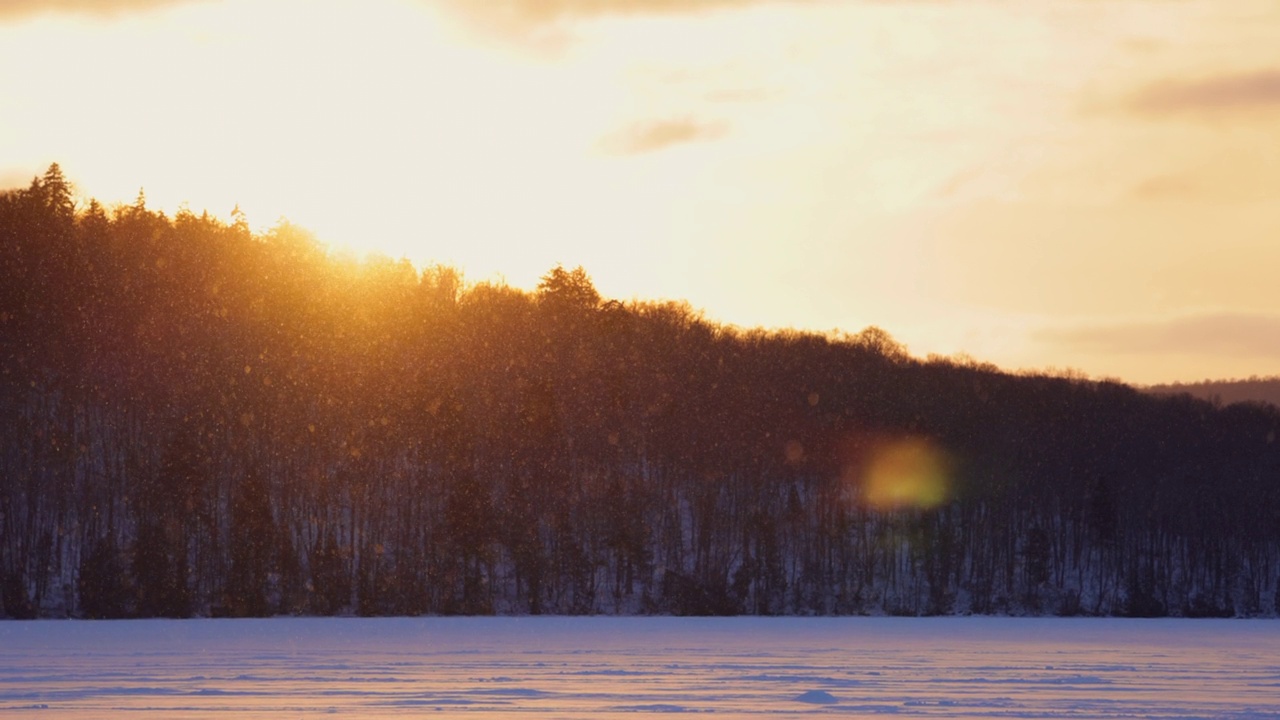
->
[[2, 165, 1279, 619]]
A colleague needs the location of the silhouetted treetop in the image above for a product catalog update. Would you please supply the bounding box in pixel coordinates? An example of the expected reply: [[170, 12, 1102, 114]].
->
[[537, 263, 601, 311]]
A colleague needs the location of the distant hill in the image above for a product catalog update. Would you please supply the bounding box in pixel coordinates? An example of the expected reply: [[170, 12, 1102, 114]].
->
[[1145, 377, 1280, 408], [6, 164, 1280, 621]]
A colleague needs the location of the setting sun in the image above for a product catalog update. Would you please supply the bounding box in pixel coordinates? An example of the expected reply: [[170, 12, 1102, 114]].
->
[[3, 0, 1279, 384]]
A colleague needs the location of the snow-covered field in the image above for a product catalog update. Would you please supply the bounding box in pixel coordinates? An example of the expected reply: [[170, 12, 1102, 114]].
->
[[2, 617, 1278, 718]]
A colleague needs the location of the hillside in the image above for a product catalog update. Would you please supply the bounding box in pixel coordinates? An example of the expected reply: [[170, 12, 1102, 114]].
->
[[3, 165, 1279, 619], [1146, 377, 1280, 409]]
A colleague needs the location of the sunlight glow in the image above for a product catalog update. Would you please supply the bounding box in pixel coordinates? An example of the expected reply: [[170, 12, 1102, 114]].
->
[[3, 0, 1279, 382]]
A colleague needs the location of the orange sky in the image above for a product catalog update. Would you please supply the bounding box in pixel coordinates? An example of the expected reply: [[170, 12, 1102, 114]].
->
[[2, 0, 1278, 384]]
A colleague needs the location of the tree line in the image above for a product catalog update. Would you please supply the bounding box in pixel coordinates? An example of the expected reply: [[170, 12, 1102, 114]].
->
[[3, 164, 1279, 619], [1147, 377, 1280, 409]]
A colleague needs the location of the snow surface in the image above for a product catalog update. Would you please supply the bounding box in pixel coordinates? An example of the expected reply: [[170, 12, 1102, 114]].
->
[[2, 617, 1278, 718]]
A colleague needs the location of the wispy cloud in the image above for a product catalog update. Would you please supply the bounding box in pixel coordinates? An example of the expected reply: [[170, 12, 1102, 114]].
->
[[432, 0, 829, 43], [1128, 69, 1280, 116], [0, 0, 201, 20], [1129, 173, 1199, 201], [1038, 313, 1280, 359], [440, 0, 815, 26], [600, 117, 729, 155], [1128, 160, 1280, 204]]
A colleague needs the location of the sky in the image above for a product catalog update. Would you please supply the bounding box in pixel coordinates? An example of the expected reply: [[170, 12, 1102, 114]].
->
[[2, 0, 1278, 385]]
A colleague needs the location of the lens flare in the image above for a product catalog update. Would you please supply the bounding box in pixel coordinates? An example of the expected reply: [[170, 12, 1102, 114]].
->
[[855, 437, 950, 510]]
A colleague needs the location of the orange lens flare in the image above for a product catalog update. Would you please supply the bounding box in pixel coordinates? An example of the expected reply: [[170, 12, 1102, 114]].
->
[[857, 437, 950, 510]]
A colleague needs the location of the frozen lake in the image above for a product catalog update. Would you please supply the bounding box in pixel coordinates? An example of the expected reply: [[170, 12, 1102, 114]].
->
[[2, 617, 1278, 718]]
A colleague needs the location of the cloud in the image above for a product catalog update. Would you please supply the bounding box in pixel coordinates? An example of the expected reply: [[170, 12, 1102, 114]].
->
[[0, 0, 200, 20], [1128, 69, 1280, 116], [1129, 173, 1199, 201], [434, 0, 821, 39], [600, 118, 729, 155], [442, 0, 812, 26], [1038, 313, 1280, 359]]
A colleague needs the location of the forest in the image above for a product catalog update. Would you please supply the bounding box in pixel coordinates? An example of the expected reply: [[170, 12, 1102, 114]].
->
[[3, 164, 1279, 619]]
